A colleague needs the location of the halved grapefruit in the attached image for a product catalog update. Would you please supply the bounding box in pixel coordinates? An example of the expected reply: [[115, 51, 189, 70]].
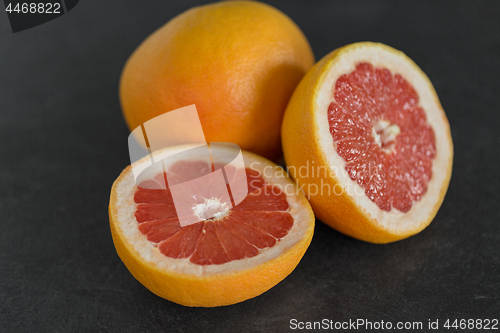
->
[[109, 145, 314, 307], [282, 42, 453, 243]]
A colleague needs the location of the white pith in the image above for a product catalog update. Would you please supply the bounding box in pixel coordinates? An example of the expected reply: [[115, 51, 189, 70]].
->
[[372, 120, 400, 153], [314, 44, 452, 232], [112, 145, 313, 276], [193, 198, 230, 220]]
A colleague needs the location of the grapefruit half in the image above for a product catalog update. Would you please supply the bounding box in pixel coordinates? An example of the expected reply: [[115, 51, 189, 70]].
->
[[109, 145, 314, 306], [282, 42, 453, 243]]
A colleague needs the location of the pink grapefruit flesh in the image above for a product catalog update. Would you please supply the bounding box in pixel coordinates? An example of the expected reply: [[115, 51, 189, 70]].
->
[[329, 62, 436, 213], [133, 161, 293, 266]]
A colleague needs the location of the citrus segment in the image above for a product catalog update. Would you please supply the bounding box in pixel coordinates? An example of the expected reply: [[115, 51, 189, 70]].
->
[[232, 185, 290, 212]]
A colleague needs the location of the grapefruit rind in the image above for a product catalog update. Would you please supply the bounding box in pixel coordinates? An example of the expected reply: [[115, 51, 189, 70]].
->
[[282, 42, 453, 243], [109, 145, 314, 306]]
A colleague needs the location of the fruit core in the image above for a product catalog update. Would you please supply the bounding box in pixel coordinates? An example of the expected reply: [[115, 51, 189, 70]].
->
[[133, 162, 293, 265], [192, 198, 230, 220], [372, 120, 400, 153], [328, 62, 436, 213]]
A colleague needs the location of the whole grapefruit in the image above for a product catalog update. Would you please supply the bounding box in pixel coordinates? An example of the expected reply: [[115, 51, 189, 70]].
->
[[120, 1, 314, 160]]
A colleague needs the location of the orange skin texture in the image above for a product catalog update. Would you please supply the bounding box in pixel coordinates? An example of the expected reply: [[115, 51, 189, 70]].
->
[[120, 1, 315, 161], [109, 164, 314, 307], [282, 42, 454, 243]]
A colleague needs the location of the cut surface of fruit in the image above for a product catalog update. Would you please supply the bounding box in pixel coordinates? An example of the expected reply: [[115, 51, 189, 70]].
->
[[134, 162, 293, 265], [282, 42, 453, 243], [109, 145, 314, 306], [329, 62, 436, 213]]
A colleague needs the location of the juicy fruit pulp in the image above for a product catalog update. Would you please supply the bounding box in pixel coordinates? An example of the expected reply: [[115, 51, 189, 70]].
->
[[134, 161, 293, 265], [328, 62, 436, 212]]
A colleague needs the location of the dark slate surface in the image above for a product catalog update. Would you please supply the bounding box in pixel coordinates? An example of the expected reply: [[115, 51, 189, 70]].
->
[[1, 1, 499, 332]]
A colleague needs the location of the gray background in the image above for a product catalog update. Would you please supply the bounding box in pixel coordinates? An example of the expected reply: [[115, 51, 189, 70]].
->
[[1, 1, 499, 332]]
